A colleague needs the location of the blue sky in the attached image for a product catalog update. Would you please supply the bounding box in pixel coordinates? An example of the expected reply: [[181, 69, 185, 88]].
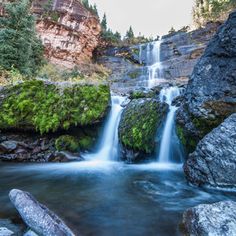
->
[[89, 0, 195, 37]]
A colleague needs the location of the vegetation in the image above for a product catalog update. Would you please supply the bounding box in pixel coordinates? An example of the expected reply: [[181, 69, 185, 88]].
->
[[82, 0, 99, 17], [0, 0, 44, 77], [193, 0, 236, 27], [0, 80, 110, 134], [119, 100, 168, 153], [55, 135, 79, 152]]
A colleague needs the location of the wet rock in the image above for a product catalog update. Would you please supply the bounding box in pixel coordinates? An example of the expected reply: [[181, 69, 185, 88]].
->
[[49, 151, 83, 162], [0, 141, 17, 153], [182, 201, 236, 236], [176, 12, 236, 152], [119, 99, 168, 162], [184, 113, 236, 188], [24, 230, 38, 236], [0, 227, 14, 236], [9, 189, 75, 236]]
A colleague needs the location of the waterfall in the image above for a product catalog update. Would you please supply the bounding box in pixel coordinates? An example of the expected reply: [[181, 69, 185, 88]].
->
[[158, 87, 181, 163], [84, 95, 126, 162], [146, 40, 163, 88]]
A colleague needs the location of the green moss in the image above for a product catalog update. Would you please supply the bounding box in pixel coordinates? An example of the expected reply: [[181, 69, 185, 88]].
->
[[0, 80, 110, 133], [128, 70, 141, 79], [79, 135, 94, 150], [55, 135, 79, 152], [176, 124, 198, 154], [119, 99, 167, 153]]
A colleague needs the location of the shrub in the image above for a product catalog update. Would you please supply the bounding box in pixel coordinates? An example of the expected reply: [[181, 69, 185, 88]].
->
[[55, 135, 79, 152]]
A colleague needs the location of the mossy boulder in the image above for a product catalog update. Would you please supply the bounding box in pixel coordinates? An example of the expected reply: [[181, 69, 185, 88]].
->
[[0, 80, 110, 133], [55, 135, 79, 153], [118, 99, 168, 162]]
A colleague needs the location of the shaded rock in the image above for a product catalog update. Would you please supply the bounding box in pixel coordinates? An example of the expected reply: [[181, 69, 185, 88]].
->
[[9, 189, 75, 236], [24, 230, 38, 236], [182, 201, 236, 236], [176, 11, 236, 152], [184, 113, 236, 188], [0, 141, 17, 153], [0, 219, 24, 235], [0, 227, 13, 236], [49, 151, 83, 162], [118, 99, 168, 162]]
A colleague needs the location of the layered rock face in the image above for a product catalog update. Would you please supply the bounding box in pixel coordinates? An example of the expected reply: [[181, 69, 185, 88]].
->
[[182, 201, 236, 236], [176, 11, 236, 152], [32, 0, 101, 68], [184, 113, 236, 188]]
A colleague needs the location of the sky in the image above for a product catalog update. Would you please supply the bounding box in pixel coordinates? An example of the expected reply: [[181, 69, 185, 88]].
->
[[89, 0, 195, 37]]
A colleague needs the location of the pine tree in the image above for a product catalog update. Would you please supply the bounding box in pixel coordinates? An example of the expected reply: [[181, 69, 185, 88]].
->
[[101, 13, 107, 31], [0, 0, 44, 77], [82, 0, 89, 10], [92, 4, 99, 17], [126, 26, 134, 39], [168, 26, 176, 34]]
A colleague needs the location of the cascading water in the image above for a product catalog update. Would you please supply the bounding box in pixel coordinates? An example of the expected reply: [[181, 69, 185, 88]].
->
[[158, 86, 182, 163], [84, 95, 126, 162], [146, 40, 163, 87]]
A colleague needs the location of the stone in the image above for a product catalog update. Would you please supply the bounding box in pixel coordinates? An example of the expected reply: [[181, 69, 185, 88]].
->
[[49, 151, 83, 162], [184, 113, 236, 188], [9, 189, 75, 236], [176, 11, 236, 152], [0, 227, 14, 236], [182, 201, 236, 236], [118, 98, 168, 162], [24, 230, 38, 236], [0, 141, 17, 153]]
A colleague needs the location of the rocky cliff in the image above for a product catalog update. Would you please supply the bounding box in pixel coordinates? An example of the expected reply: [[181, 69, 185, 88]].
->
[[32, 0, 101, 68]]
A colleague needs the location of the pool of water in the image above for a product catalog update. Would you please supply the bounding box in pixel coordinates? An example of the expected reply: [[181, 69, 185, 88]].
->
[[0, 161, 236, 236]]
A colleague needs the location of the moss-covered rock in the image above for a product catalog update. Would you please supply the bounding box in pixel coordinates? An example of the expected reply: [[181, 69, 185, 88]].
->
[[55, 135, 79, 152], [0, 80, 110, 133], [118, 99, 168, 162]]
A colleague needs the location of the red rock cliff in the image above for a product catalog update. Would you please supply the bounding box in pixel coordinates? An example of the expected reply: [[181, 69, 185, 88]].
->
[[32, 0, 101, 68]]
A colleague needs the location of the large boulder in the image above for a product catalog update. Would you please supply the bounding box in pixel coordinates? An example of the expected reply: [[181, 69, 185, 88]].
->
[[182, 201, 236, 236], [176, 11, 236, 152], [0, 80, 110, 134], [9, 189, 75, 236], [118, 99, 168, 162], [184, 113, 236, 188]]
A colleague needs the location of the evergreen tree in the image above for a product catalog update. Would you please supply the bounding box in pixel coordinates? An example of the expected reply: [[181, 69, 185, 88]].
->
[[82, 0, 90, 10], [168, 26, 176, 34], [101, 13, 107, 31], [126, 26, 134, 39], [92, 4, 99, 17], [0, 0, 44, 77]]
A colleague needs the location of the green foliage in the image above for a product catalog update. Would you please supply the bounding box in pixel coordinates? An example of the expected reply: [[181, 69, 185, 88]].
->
[[193, 0, 236, 26], [78, 135, 94, 150], [55, 135, 79, 152], [125, 26, 135, 39], [0, 0, 44, 77], [128, 70, 141, 79], [82, 0, 99, 17], [0, 80, 110, 134], [119, 100, 167, 153], [101, 13, 107, 31]]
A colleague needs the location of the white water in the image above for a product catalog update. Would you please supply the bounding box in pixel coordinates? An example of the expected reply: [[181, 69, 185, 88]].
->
[[158, 87, 181, 163], [146, 40, 163, 88], [84, 95, 126, 162]]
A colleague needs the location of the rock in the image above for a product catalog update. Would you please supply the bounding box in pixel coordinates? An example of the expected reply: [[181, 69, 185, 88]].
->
[[185, 114, 236, 185], [0, 80, 110, 133], [0, 141, 17, 153], [118, 99, 168, 162], [182, 201, 236, 236], [9, 189, 75, 236], [24, 230, 38, 236], [184, 113, 236, 188], [49, 151, 83, 162], [0, 228, 14, 236], [31, 0, 101, 68], [176, 11, 236, 152]]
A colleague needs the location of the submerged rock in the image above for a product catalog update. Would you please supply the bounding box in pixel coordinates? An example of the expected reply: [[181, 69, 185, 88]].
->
[[118, 99, 168, 162], [49, 151, 83, 162], [9, 189, 75, 236], [182, 201, 236, 236], [0, 227, 14, 236], [176, 11, 236, 152], [184, 113, 236, 188]]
